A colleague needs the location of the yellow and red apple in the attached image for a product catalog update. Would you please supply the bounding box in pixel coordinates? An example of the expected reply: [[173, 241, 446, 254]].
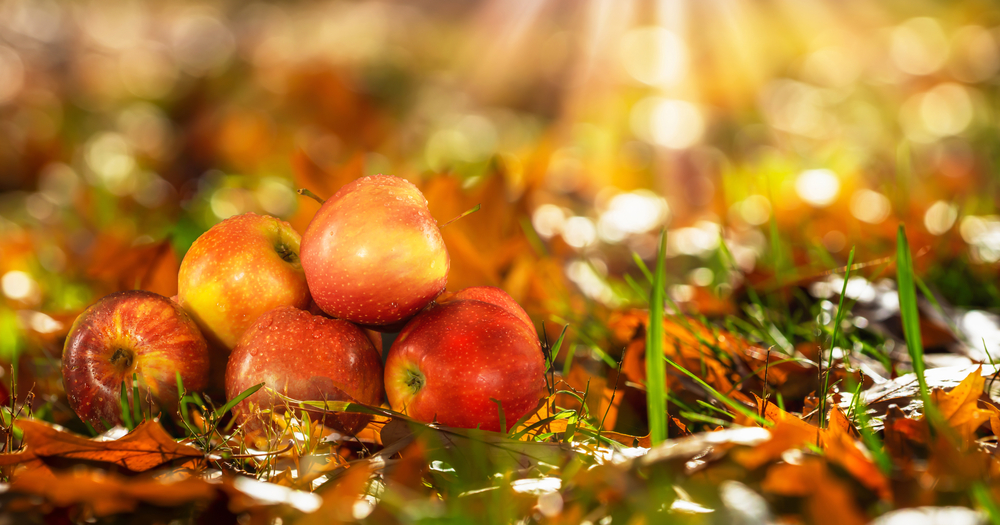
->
[[178, 212, 310, 351], [61, 290, 210, 428], [300, 175, 449, 330]]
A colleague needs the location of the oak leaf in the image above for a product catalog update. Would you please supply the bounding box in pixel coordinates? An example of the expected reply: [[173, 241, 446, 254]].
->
[[9, 468, 215, 517], [0, 419, 204, 474], [927, 366, 992, 444]]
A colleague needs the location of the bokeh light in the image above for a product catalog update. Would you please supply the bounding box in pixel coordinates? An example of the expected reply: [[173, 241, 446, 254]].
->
[[794, 169, 840, 208]]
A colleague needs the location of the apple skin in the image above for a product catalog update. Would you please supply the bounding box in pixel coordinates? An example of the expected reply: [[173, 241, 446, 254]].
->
[[61, 290, 209, 428], [385, 289, 545, 432], [308, 299, 383, 357], [300, 175, 449, 330], [436, 286, 534, 331], [226, 306, 384, 438], [178, 212, 310, 352]]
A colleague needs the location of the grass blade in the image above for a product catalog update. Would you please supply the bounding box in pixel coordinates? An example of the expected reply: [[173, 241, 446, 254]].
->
[[215, 383, 265, 417], [647, 230, 668, 445], [547, 324, 568, 371], [176, 372, 190, 425], [132, 373, 142, 424], [632, 252, 654, 284], [491, 398, 507, 433], [120, 380, 134, 430], [820, 246, 855, 428], [973, 482, 1000, 524], [896, 225, 929, 405]]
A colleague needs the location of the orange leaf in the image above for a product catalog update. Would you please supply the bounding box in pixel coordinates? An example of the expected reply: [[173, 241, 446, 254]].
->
[[10, 468, 216, 517], [927, 366, 992, 444], [762, 458, 868, 525], [732, 419, 815, 470], [989, 404, 1000, 438], [0, 419, 204, 474], [761, 459, 823, 497], [824, 406, 892, 501], [86, 236, 179, 297]]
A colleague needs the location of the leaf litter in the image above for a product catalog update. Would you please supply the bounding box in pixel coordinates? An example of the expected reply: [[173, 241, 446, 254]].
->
[[4, 174, 1000, 523]]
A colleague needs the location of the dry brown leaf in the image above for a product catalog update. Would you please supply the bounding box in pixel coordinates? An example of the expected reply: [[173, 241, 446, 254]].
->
[[86, 236, 179, 297], [762, 458, 868, 525], [824, 406, 892, 501], [288, 151, 366, 234], [808, 470, 870, 525], [9, 467, 215, 517], [297, 463, 373, 525], [0, 419, 204, 474], [761, 459, 822, 497], [732, 419, 815, 470], [600, 430, 652, 448], [616, 313, 751, 404]]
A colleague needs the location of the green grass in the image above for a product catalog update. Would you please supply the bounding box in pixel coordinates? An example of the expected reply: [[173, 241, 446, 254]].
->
[[819, 246, 855, 429], [646, 230, 669, 445], [896, 225, 929, 405]]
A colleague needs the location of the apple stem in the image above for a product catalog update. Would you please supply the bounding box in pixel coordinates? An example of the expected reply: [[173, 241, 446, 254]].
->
[[110, 348, 135, 371], [297, 188, 326, 205], [440, 203, 481, 228], [404, 367, 426, 394]]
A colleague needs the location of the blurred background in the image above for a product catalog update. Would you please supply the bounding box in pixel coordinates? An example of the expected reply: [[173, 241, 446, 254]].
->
[[3, 0, 1000, 417]]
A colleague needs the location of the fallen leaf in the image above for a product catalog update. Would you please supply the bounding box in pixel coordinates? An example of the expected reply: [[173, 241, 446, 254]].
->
[[824, 406, 892, 501], [732, 419, 815, 470], [0, 419, 204, 474], [989, 404, 1000, 438], [849, 364, 1000, 430], [927, 366, 992, 445], [86, 236, 179, 298], [9, 467, 215, 517], [762, 458, 868, 525], [297, 463, 373, 525]]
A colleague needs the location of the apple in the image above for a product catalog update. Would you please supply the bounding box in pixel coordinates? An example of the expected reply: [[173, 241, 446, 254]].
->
[[384, 287, 545, 432], [178, 212, 310, 351], [436, 286, 534, 330], [308, 299, 383, 357], [61, 290, 210, 428], [300, 175, 449, 330], [226, 306, 384, 439]]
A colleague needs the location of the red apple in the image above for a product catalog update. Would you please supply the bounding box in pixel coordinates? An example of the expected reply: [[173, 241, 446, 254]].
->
[[436, 286, 534, 330], [178, 212, 310, 352], [226, 306, 384, 440], [61, 290, 210, 428], [384, 287, 545, 432], [300, 175, 449, 330], [308, 298, 383, 357]]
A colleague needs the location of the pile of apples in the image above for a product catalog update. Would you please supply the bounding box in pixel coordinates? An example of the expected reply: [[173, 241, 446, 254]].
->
[[60, 175, 546, 437]]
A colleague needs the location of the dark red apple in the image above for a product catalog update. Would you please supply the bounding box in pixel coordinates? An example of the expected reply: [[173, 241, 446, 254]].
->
[[300, 175, 449, 330], [61, 290, 210, 428], [384, 287, 545, 432], [226, 306, 384, 440], [178, 212, 310, 352]]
